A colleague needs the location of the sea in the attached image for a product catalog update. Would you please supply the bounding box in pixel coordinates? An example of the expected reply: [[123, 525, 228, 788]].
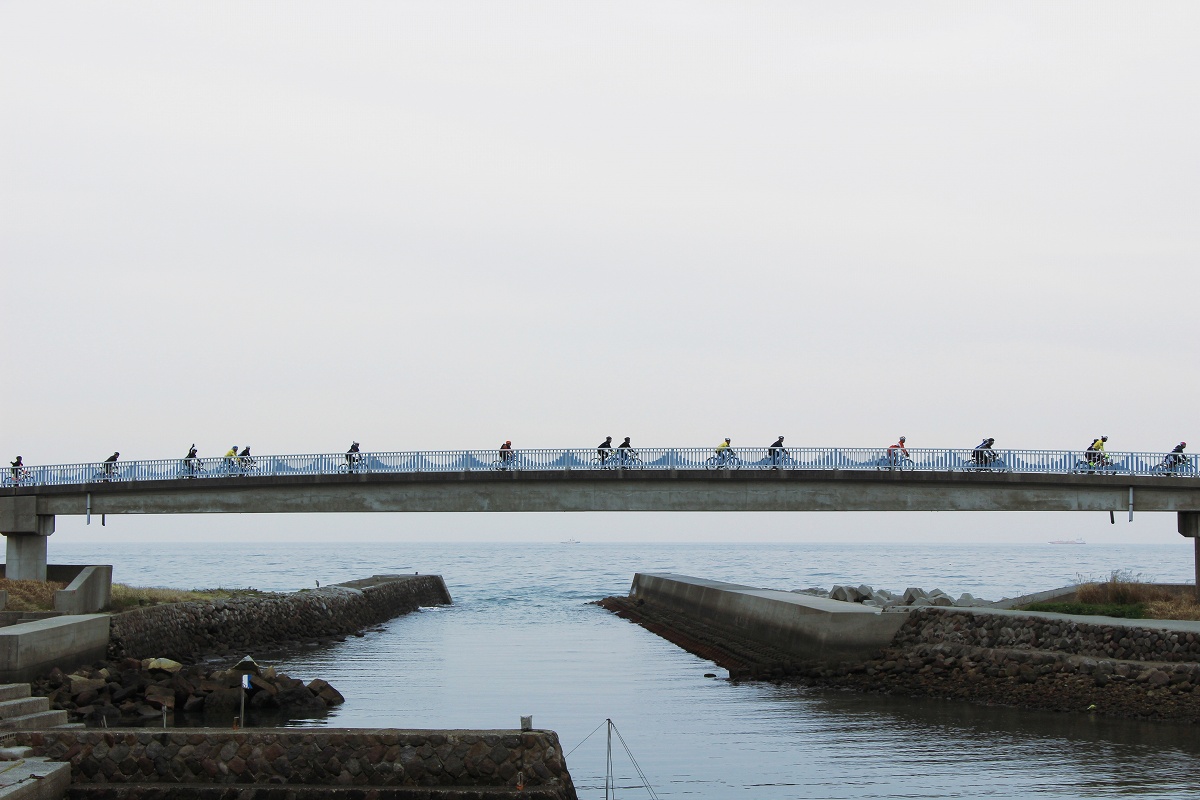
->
[[49, 540, 1200, 799]]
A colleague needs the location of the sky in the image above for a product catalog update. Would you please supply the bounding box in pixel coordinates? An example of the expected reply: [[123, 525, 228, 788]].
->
[[2, 2, 1197, 546]]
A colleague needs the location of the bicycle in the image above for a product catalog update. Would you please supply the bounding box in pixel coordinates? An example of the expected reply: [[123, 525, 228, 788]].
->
[[339, 454, 369, 474], [177, 459, 206, 479], [705, 451, 742, 470], [960, 451, 1009, 473], [3, 468, 32, 487], [1072, 454, 1115, 475], [1151, 455, 1192, 477], [593, 449, 642, 469], [492, 453, 521, 471], [760, 450, 797, 470], [92, 466, 121, 482], [876, 452, 914, 471]]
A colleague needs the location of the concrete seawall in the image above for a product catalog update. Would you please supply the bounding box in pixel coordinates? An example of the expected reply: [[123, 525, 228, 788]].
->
[[627, 573, 906, 662], [110, 574, 452, 662]]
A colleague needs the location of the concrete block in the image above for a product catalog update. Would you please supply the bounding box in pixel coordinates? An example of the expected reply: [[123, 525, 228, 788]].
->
[[0, 616, 110, 683], [53, 566, 112, 615]]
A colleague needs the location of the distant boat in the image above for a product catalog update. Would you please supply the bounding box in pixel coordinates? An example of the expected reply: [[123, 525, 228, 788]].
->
[[561, 538, 581, 544], [1049, 538, 1086, 545]]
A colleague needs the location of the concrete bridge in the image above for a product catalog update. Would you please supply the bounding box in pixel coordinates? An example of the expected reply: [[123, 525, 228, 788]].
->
[[4, 446, 1200, 583]]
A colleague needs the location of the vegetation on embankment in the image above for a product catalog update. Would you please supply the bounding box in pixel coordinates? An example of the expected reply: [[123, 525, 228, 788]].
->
[[1018, 572, 1200, 621], [107, 584, 271, 612], [0, 579, 267, 613]]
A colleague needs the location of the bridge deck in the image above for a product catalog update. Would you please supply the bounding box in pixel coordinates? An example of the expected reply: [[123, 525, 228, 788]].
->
[[6, 468, 1200, 515]]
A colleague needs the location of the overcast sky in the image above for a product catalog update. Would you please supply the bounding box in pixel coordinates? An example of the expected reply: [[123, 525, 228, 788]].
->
[[2, 2, 1197, 546]]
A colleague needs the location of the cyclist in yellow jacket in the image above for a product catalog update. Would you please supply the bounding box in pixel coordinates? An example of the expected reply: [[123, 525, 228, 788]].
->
[[1085, 436, 1108, 465]]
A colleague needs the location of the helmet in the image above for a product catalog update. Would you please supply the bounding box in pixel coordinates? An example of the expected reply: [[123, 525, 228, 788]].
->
[[725, 437, 731, 442], [778, 435, 784, 439], [1182, 442, 1188, 447], [505, 440, 511, 445], [899, 436, 906, 442], [1101, 436, 1108, 441]]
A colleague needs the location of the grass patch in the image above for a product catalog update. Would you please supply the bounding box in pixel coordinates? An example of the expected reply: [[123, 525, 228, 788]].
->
[[1076, 571, 1180, 606], [1023, 601, 1147, 618], [0, 579, 67, 612], [108, 584, 271, 612], [1019, 571, 1200, 621]]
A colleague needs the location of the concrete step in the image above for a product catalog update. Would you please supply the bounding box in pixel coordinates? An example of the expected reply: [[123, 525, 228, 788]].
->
[[0, 757, 71, 800], [0, 689, 29, 704], [0, 712, 68, 732], [0, 701, 46, 723]]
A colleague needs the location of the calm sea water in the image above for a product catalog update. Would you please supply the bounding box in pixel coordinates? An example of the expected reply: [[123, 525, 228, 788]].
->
[[52, 540, 1200, 799]]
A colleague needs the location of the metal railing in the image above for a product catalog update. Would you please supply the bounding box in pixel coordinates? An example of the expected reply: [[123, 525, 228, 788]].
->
[[2, 447, 1197, 489]]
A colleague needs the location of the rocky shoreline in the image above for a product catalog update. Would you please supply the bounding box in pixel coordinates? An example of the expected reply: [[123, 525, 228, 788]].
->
[[34, 657, 345, 727]]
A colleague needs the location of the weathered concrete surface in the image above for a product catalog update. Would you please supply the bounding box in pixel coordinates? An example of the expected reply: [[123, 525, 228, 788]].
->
[[629, 573, 908, 662], [0, 616, 110, 683], [4, 470, 1200, 516], [53, 566, 113, 615]]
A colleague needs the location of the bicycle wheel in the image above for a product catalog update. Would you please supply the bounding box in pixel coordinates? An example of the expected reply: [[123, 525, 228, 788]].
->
[[705, 456, 722, 470]]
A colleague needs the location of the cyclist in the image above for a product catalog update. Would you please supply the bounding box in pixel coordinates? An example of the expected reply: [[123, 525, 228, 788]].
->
[[617, 437, 634, 465], [184, 444, 200, 476], [972, 437, 996, 466], [715, 438, 733, 465], [224, 445, 239, 472], [767, 436, 787, 467], [887, 436, 909, 465], [1085, 436, 1108, 465], [238, 446, 254, 469], [10, 456, 23, 483], [499, 440, 513, 463], [346, 441, 361, 472], [1163, 441, 1187, 470], [102, 451, 119, 480], [597, 436, 613, 463]]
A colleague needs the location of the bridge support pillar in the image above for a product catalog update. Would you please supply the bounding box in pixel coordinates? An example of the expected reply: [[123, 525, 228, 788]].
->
[[1179, 512, 1200, 601], [0, 498, 53, 582]]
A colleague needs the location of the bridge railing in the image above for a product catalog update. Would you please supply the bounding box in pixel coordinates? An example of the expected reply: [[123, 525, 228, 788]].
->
[[2, 447, 1196, 488]]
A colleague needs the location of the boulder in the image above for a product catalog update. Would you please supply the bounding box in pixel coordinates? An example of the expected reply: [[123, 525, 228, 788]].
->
[[67, 676, 107, 697], [307, 680, 345, 705], [830, 585, 862, 603], [144, 685, 175, 710], [931, 595, 954, 607], [204, 687, 245, 714], [146, 658, 183, 674], [902, 588, 928, 605], [856, 585, 875, 601]]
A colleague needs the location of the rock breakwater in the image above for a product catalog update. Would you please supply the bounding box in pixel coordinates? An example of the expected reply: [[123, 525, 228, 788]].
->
[[12, 728, 577, 799], [110, 574, 451, 662]]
